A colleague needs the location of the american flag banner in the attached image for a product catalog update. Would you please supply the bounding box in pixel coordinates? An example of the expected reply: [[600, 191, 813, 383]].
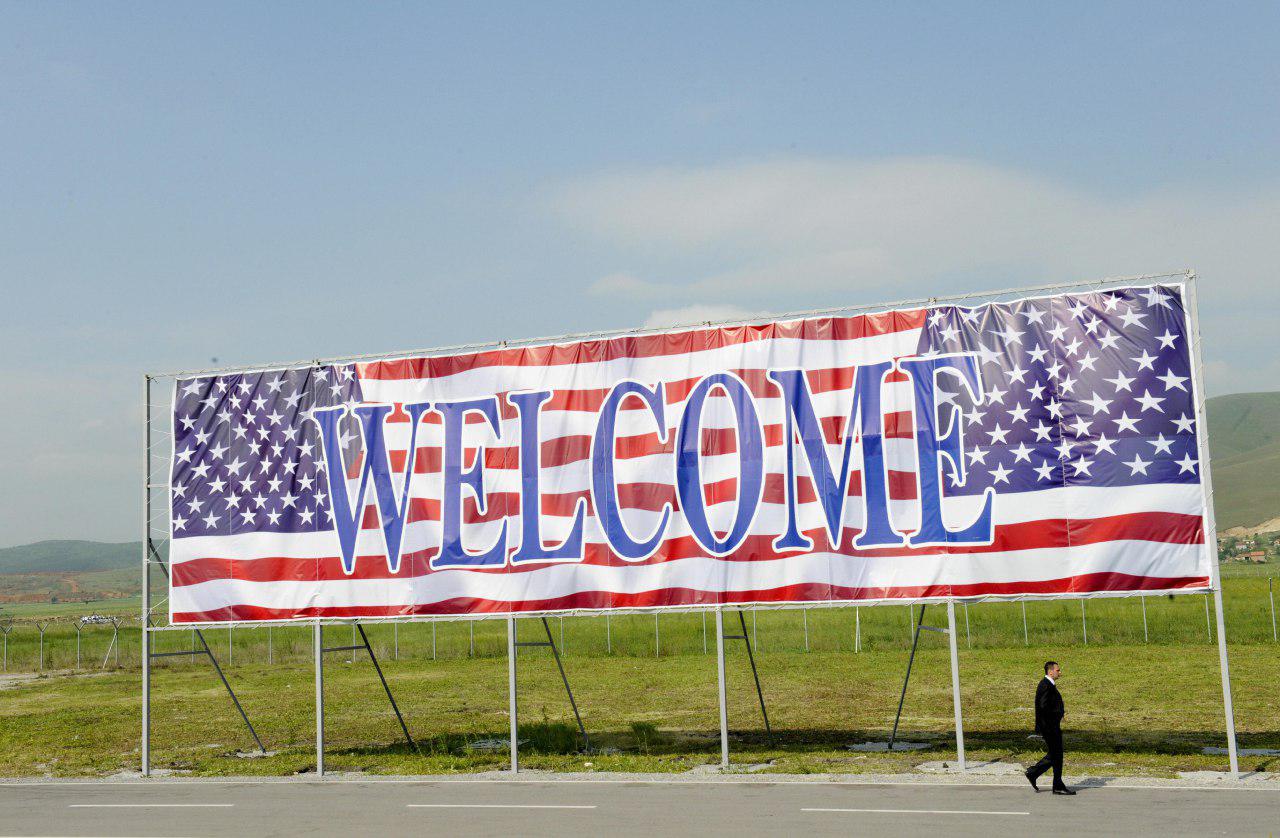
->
[[167, 282, 1212, 624]]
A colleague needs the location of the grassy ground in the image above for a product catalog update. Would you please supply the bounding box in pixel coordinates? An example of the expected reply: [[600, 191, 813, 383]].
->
[[2, 642, 1277, 779]]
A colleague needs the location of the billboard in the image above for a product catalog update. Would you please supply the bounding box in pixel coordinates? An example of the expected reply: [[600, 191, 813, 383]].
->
[[167, 282, 1211, 623]]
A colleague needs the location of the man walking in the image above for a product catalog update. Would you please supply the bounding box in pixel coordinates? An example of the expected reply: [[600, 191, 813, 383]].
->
[[1026, 660, 1075, 795]]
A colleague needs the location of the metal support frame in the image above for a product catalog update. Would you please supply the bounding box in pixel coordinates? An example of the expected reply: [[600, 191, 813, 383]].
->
[[313, 621, 415, 776], [506, 616, 589, 773], [714, 607, 772, 767], [889, 603, 965, 770]]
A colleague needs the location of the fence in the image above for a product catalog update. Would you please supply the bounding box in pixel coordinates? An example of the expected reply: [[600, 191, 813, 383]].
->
[[3, 576, 1277, 675]]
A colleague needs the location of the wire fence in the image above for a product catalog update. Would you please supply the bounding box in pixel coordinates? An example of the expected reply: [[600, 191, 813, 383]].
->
[[3, 577, 1277, 675]]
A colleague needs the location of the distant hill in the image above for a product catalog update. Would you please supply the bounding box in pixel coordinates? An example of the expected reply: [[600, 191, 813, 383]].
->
[[0, 540, 139, 575], [1206, 392, 1280, 530]]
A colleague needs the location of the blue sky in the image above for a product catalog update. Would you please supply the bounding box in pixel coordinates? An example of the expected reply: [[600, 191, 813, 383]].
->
[[1, 2, 1277, 546]]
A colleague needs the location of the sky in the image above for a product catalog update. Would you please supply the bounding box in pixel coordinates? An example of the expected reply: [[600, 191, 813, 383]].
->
[[1, 2, 1278, 547]]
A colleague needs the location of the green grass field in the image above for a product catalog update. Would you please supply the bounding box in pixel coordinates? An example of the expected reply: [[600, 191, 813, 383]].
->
[[1, 574, 1278, 779]]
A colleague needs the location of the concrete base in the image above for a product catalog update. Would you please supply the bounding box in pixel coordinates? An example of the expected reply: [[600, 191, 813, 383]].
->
[[847, 741, 928, 752]]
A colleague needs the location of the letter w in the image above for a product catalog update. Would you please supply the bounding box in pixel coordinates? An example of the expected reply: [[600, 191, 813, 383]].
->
[[313, 402, 433, 574]]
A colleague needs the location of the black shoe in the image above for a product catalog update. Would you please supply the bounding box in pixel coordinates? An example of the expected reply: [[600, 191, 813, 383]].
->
[[1024, 769, 1039, 792], [1052, 786, 1076, 796]]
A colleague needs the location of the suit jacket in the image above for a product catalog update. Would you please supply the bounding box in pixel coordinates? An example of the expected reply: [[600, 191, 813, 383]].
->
[[1035, 677, 1065, 735]]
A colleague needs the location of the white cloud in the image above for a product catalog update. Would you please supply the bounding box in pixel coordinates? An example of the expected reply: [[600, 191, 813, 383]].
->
[[641, 304, 762, 329], [551, 156, 1280, 393]]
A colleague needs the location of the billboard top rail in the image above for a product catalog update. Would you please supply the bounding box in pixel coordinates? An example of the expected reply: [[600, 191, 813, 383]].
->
[[145, 269, 1193, 380]]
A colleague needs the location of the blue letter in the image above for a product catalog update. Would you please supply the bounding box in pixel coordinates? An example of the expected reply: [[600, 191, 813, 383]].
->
[[507, 390, 587, 563], [767, 361, 904, 551], [434, 396, 508, 568], [590, 380, 671, 560], [897, 354, 994, 546], [675, 373, 765, 554], [314, 401, 433, 574]]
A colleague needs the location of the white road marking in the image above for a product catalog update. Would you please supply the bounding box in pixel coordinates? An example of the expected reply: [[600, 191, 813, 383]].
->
[[804, 807, 1030, 816], [406, 804, 596, 810], [68, 803, 235, 808]]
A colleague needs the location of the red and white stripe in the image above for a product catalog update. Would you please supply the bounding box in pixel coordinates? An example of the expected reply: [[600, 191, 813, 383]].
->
[[169, 311, 1210, 624]]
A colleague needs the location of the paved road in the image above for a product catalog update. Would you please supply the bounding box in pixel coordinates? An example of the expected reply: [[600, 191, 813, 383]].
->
[[1, 777, 1276, 836]]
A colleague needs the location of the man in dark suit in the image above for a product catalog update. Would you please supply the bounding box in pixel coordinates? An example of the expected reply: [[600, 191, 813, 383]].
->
[[1026, 660, 1075, 795]]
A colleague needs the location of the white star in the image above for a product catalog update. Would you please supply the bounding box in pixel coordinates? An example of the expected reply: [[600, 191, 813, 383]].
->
[[1077, 353, 1098, 371], [1046, 399, 1064, 419], [1046, 360, 1064, 379], [1098, 332, 1121, 351], [1007, 403, 1030, 424], [176, 448, 195, 464], [188, 497, 204, 513], [1102, 294, 1122, 311], [226, 457, 247, 475], [1176, 453, 1199, 474], [990, 463, 1013, 484], [207, 475, 226, 493], [172, 515, 188, 531], [1047, 323, 1068, 342], [299, 441, 315, 459], [281, 491, 299, 508], [267, 377, 284, 393], [192, 462, 212, 479], [266, 509, 282, 525], [1133, 350, 1158, 371], [267, 410, 284, 425], [172, 484, 187, 499], [1061, 337, 1082, 356], [1141, 288, 1172, 308], [179, 415, 196, 431], [252, 395, 267, 411], [1083, 392, 1112, 414], [1157, 370, 1189, 392], [1156, 330, 1178, 349], [233, 424, 249, 440], [1056, 439, 1074, 460], [1007, 364, 1028, 384], [1059, 375, 1077, 394], [1071, 456, 1093, 476], [298, 474, 315, 491], [976, 344, 1002, 366], [1027, 381, 1047, 401], [1082, 316, 1102, 335], [967, 447, 989, 465], [225, 494, 242, 509], [1125, 454, 1151, 476], [1113, 412, 1140, 434], [240, 509, 256, 525], [215, 380, 229, 393], [202, 512, 219, 528], [299, 508, 316, 525], [237, 381, 252, 395], [1135, 390, 1165, 413], [1034, 460, 1056, 481], [1149, 433, 1175, 455], [1023, 307, 1048, 326], [939, 324, 960, 342], [986, 386, 1006, 404], [1070, 416, 1092, 438], [194, 428, 212, 445], [330, 382, 344, 396], [1106, 371, 1136, 393], [1032, 421, 1054, 442], [180, 380, 202, 397], [1011, 442, 1034, 463], [1172, 413, 1195, 434], [990, 325, 1023, 344], [267, 476, 283, 492], [1118, 309, 1147, 330], [338, 428, 357, 449], [1094, 434, 1116, 455], [314, 367, 329, 381], [960, 307, 983, 324], [1027, 344, 1049, 364], [987, 424, 1010, 444], [1068, 299, 1089, 318], [200, 394, 219, 410], [208, 442, 228, 460], [929, 309, 947, 326]]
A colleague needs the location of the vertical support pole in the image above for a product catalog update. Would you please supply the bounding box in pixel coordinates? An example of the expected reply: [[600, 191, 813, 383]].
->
[[1205, 594, 1212, 642], [1081, 600, 1088, 645], [855, 607, 861, 653], [469, 621, 475, 657], [654, 613, 660, 657], [701, 611, 706, 655], [141, 374, 151, 777], [606, 614, 612, 655], [394, 622, 399, 660], [559, 616, 565, 655], [1141, 596, 1149, 644], [38, 624, 44, 672], [267, 626, 273, 665], [947, 602, 966, 771], [432, 622, 437, 660], [114, 620, 120, 667], [1269, 578, 1277, 642], [1186, 271, 1239, 778], [963, 603, 971, 649], [1, 627, 8, 672], [752, 607, 758, 650], [715, 608, 729, 768], [314, 622, 324, 777], [228, 626, 233, 667], [507, 616, 519, 773], [540, 618, 588, 751], [803, 609, 809, 652], [1022, 601, 1029, 646], [76, 623, 82, 670]]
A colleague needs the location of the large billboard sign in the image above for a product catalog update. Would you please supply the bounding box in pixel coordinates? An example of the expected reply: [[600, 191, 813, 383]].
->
[[168, 283, 1211, 623]]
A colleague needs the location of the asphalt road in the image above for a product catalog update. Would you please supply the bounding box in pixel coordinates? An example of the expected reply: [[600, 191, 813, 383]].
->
[[1, 778, 1277, 837]]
